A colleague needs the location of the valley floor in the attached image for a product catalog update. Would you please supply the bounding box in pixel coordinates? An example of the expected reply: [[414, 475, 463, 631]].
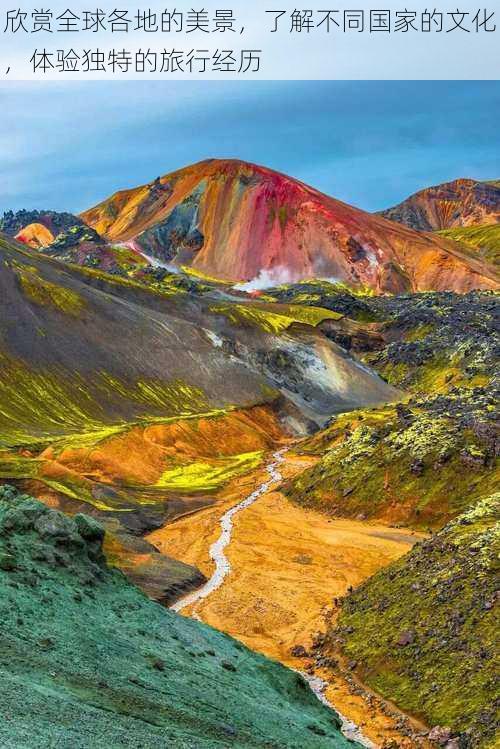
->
[[148, 452, 429, 748]]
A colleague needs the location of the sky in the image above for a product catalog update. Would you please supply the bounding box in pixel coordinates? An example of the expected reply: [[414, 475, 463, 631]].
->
[[1, 81, 499, 214]]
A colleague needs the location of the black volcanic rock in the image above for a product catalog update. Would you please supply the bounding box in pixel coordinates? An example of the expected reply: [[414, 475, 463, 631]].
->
[[0, 209, 88, 237]]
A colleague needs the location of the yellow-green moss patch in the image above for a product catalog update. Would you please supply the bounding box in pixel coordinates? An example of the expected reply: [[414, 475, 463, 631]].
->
[[156, 450, 264, 492], [17, 268, 85, 316], [209, 301, 342, 334]]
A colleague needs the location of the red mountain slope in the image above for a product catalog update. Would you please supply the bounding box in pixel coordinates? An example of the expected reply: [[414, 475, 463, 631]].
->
[[81, 160, 498, 293]]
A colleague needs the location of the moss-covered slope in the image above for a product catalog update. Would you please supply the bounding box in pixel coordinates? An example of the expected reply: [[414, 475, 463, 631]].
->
[[285, 389, 498, 529], [438, 224, 500, 270], [0, 234, 399, 449], [328, 494, 499, 748], [0, 485, 359, 749], [285, 290, 499, 528], [364, 291, 499, 393], [0, 235, 272, 446]]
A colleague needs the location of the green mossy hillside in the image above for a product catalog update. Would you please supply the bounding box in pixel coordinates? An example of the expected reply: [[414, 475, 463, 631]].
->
[[262, 279, 377, 320], [16, 264, 85, 316], [0, 236, 282, 452], [286, 388, 498, 528], [437, 224, 500, 269], [209, 300, 343, 334], [286, 290, 499, 528], [0, 350, 211, 449], [0, 485, 358, 749], [329, 494, 500, 748], [363, 291, 498, 393]]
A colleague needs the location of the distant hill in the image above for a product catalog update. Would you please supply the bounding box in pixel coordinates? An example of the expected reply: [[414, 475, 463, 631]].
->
[[379, 178, 500, 231], [437, 223, 500, 269]]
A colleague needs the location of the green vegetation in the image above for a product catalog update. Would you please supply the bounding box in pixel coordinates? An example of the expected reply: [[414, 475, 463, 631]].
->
[[330, 494, 499, 747], [262, 280, 378, 321], [0, 351, 211, 448], [157, 451, 264, 492], [1, 225, 497, 746], [438, 224, 500, 268], [286, 390, 498, 528], [360, 292, 499, 395], [287, 292, 499, 527], [180, 264, 233, 285], [282, 286, 499, 747], [16, 266, 85, 316], [209, 301, 342, 334], [0, 486, 358, 748]]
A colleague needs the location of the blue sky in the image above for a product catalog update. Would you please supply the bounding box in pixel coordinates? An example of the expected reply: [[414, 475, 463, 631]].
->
[[1, 81, 499, 214]]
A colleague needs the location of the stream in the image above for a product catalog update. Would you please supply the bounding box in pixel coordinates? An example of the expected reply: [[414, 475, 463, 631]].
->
[[170, 448, 374, 747], [170, 448, 288, 613]]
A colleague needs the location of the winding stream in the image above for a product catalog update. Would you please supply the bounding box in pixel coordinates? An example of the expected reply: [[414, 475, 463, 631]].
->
[[301, 673, 375, 748], [170, 448, 288, 613], [170, 449, 374, 747]]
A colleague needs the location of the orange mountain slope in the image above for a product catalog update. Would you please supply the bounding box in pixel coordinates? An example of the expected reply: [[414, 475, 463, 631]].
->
[[15, 222, 55, 249], [380, 177, 500, 231], [81, 160, 498, 293]]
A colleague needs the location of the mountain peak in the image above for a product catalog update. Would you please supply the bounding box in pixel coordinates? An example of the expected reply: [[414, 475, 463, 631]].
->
[[80, 161, 498, 293], [380, 177, 500, 231]]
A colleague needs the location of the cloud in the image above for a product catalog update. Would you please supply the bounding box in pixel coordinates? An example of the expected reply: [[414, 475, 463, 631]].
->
[[1, 81, 499, 214]]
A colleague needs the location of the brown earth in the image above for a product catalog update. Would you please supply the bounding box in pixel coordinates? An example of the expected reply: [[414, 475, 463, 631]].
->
[[148, 452, 429, 747], [15, 222, 55, 248]]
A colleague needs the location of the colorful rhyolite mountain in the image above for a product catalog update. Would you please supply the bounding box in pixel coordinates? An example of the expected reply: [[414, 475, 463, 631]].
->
[[380, 177, 500, 231], [15, 221, 55, 248], [81, 160, 498, 293]]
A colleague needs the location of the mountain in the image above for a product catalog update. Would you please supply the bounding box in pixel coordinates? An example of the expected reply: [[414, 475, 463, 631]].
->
[[437, 224, 500, 269], [380, 178, 500, 231], [2, 165, 498, 745], [0, 485, 358, 749], [80, 160, 498, 294], [276, 283, 498, 748], [0, 234, 399, 444]]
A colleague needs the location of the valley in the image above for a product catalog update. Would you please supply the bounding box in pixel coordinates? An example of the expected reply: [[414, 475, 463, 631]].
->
[[151, 450, 428, 748], [0, 158, 498, 748]]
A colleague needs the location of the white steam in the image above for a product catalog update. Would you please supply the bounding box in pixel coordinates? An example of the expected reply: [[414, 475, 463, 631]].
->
[[234, 266, 297, 292]]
